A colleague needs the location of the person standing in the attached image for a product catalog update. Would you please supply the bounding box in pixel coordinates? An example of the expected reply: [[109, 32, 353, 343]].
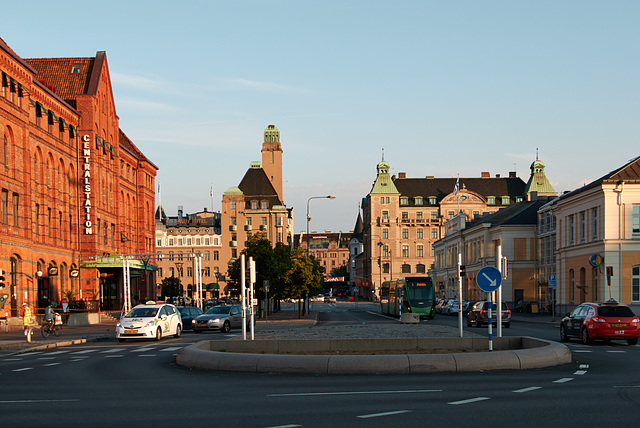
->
[[22, 302, 32, 342]]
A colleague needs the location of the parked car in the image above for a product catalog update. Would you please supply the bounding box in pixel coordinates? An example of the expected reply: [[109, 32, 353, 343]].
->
[[324, 295, 337, 303], [192, 304, 250, 333], [466, 301, 511, 328], [462, 301, 477, 317], [560, 300, 640, 345], [445, 300, 466, 315], [116, 302, 182, 341], [176, 306, 203, 330], [435, 300, 449, 314]]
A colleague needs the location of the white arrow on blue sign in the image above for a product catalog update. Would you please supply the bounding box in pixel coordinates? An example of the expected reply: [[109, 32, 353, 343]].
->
[[476, 266, 502, 292]]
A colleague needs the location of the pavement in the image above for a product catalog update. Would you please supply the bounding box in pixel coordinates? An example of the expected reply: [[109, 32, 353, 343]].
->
[[0, 305, 561, 359]]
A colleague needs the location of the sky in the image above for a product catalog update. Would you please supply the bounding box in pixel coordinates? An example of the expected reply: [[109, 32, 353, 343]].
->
[[3, 0, 639, 233]]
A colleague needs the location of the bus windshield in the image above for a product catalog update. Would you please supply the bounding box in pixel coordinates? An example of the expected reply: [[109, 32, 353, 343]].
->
[[405, 280, 433, 302]]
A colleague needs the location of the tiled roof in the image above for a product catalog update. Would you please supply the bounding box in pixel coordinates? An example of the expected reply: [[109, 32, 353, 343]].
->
[[393, 176, 526, 206], [238, 167, 283, 207], [558, 155, 640, 200], [23, 57, 95, 108], [467, 200, 547, 228]]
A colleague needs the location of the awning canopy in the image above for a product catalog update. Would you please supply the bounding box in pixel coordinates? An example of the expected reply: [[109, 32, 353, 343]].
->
[[80, 255, 157, 271]]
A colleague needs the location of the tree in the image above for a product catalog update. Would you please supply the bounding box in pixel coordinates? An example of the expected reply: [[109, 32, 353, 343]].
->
[[161, 276, 181, 299], [282, 248, 325, 317], [330, 265, 348, 279]]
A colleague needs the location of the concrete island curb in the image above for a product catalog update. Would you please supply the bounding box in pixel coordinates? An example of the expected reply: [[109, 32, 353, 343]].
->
[[176, 336, 572, 375]]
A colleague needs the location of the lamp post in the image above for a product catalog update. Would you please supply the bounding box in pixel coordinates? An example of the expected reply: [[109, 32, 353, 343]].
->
[[305, 195, 336, 255]]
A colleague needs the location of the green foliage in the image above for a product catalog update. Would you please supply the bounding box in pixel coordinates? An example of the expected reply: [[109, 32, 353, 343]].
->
[[161, 276, 181, 298], [330, 265, 348, 279]]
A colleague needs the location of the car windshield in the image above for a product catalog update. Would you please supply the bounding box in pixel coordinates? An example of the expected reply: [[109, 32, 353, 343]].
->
[[125, 307, 158, 318], [598, 306, 635, 317], [205, 306, 232, 315]]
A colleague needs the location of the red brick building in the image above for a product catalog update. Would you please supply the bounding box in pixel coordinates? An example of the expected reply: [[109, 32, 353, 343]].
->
[[0, 37, 157, 318]]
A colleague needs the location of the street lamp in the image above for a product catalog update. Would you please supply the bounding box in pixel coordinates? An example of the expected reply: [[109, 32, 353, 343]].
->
[[306, 195, 336, 254]]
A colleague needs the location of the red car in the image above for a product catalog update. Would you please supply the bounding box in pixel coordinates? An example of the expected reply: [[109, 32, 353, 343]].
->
[[560, 300, 640, 345]]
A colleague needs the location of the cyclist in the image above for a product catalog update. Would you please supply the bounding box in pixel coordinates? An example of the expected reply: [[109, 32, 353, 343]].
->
[[43, 303, 54, 330]]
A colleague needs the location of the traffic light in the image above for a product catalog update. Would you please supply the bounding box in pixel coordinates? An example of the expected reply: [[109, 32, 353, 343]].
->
[[0, 269, 5, 288]]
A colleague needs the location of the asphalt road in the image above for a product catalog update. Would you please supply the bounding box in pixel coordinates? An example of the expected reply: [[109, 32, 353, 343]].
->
[[1, 302, 639, 427]]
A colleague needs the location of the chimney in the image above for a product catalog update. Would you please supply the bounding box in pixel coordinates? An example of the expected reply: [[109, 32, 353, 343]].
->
[[398, 172, 406, 179], [496, 174, 501, 178], [509, 171, 517, 178], [481, 172, 490, 178]]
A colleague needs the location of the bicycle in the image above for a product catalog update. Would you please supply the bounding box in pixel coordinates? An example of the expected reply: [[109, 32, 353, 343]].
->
[[41, 317, 62, 338]]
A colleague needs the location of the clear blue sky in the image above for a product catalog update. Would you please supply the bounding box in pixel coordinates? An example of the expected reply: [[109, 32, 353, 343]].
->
[[4, 0, 639, 233]]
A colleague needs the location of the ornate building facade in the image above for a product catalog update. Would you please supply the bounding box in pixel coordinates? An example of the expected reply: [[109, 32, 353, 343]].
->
[[0, 37, 157, 317]]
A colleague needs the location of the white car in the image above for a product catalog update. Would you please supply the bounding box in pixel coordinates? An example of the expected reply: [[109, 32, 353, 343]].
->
[[116, 302, 182, 342]]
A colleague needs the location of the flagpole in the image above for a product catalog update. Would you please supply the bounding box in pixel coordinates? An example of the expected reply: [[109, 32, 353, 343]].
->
[[210, 183, 214, 213]]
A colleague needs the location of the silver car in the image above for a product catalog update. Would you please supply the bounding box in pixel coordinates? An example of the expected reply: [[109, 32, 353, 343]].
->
[[192, 305, 245, 333]]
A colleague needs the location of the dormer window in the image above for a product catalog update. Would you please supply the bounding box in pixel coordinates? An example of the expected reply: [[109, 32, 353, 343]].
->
[[400, 197, 409, 206], [502, 196, 510, 205], [415, 197, 423, 206], [71, 64, 81, 74], [487, 196, 496, 205], [429, 197, 437, 205]]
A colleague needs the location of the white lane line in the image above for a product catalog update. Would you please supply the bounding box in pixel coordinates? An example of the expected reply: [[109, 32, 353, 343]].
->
[[105, 355, 124, 358], [572, 350, 592, 353], [607, 350, 626, 353], [12, 367, 33, 372], [265, 425, 302, 428], [448, 397, 490, 405], [573, 370, 588, 375], [131, 348, 155, 353], [138, 354, 157, 357], [0, 399, 79, 404], [70, 349, 98, 355], [358, 410, 412, 419], [579, 364, 590, 369], [46, 350, 70, 355], [513, 386, 542, 393], [100, 349, 124, 354], [160, 347, 183, 352], [3, 358, 23, 361], [43, 362, 61, 367], [553, 378, 574, 384], [37, 357, 56, 360], [267, 389, 442, 397]]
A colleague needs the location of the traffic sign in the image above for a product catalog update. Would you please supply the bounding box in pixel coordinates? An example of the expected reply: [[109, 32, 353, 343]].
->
[[476, 266, 502, 292], [548, 274, 556, 289]]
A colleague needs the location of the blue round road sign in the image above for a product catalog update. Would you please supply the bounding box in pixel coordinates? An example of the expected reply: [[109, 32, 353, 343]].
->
[[476, 266, 502, 292]]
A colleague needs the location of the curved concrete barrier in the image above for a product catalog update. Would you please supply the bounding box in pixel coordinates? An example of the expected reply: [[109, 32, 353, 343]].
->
[[176, 336, 571, 374]]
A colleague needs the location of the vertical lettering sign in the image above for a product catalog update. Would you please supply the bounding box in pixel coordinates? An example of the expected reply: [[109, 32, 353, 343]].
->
[[82, 134, 92, 234]]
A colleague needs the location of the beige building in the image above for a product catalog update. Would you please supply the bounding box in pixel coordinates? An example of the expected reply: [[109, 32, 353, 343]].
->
[[544, 155, 640, 314], [359, 156, 528, 300]]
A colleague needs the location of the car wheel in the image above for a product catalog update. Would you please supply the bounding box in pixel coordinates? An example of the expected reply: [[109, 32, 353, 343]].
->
[[560, 325, 570, 342], [174, 324, 182, 338], [220, 320, 231, 333], [155, 327, 162, 341], [627, 338, 638, 346], [581, 327, 592, 345]]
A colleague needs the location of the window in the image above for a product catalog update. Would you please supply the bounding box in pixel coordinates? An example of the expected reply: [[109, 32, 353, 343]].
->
[[400, 197, 408, 206], [261, 200, 268, 209], [416, 263, 426, 273], [251, 200, 258, 209], [177, 251, 183, 261], [415, 197, 423, 206], [402, 245, 409, 257], [196, 238, 201, 245], [417, 228, 423, 239], [487, 196, 496, 205], [448, 211, 454, 219], [402, 228, 409, 239], [401, 264, 411, 273], [429, 197, 437, 205], [633, 265, 640, 302], [402, 212, 408, 219], [382, 245, 389, 257], [382, 228, 388, 239], [230, 201, 236, 210], [214, 250, 219, 261], [168, 251, 174, 261], [204, 251, 210, 261], [187, 238, 192, 246], [177, 238, 183, 246], [502, 196, 510, 205], [157, 239, 162, 246], [71, 64, 81, 73], [431, 228, 438, 239], [568, 215, 575, 245], [579, 211, 586, 243], [633, 206, 640, 235], [431, 211, 437, 219], [417, 244, 424, 257], [381, 197, 385, 204], [591, 207, 598, 240], [416, 211, 423, 220], [386, 197, 390, 204], [0, 189, 7, 223], [383, 263, 389, 274], [382, 211, 388, 220], [168, 238, 174, 246]]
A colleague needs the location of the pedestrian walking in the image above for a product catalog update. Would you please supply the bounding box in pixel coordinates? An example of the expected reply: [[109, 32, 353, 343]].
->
[[22, 302, 32, 342]]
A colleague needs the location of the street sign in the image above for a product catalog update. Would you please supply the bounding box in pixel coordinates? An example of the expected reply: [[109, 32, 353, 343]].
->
[[548, 274, 556, 289], [476, 266, 502, 293]]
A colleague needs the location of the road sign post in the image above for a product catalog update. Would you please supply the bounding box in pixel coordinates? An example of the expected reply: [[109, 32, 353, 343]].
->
[[476, 266, 503, 351]]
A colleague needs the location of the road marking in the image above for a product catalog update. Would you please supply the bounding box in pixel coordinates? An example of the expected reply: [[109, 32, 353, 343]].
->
[[3, 358, 23, 361], [513, 386, 542, 393], [572, 350, 592, 353], [70, 349, 98, 354], [579, 364, 589, 369], [43, 362, 61, 367], [105, 355, 124, 358], [358, 410, 411, 419], [573, 370, 587, 375], [0, 399, 79, 404], [606, 350, 626, 353], [12, 367, 33, 372], [100, 348, 124, 353], [47, 350, 70, 355], [160, 347, 183, 352], [138, 354, 157, 357], [265, 425, 302, 428], [267, 389, 442, 397], [553, 378, 574, 384], [131, 347, 155, 353], [37, 357, 56, 360], [448, 397, 490, 405]]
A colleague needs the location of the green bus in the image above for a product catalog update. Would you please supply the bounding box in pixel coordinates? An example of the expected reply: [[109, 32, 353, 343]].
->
[[380, 276, 435, 319]]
